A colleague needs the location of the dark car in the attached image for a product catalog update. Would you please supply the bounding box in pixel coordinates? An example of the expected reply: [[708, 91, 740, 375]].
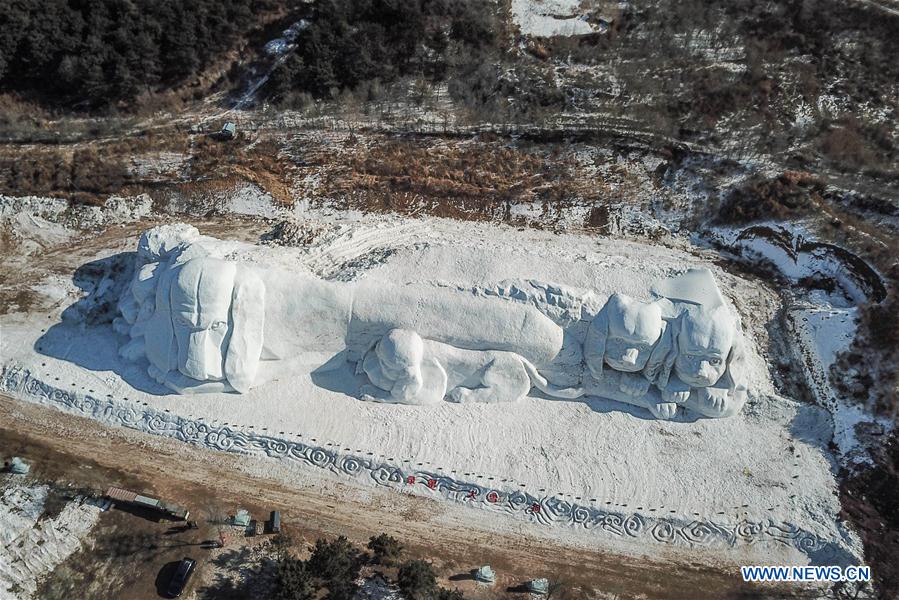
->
[[165, 557, 196, 598]]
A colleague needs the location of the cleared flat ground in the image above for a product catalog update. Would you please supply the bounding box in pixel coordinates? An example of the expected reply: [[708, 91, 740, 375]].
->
[[0, 394, 815, 599]]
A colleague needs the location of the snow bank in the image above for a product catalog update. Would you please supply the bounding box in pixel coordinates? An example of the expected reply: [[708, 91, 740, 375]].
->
[[0, 194, 152, 237]]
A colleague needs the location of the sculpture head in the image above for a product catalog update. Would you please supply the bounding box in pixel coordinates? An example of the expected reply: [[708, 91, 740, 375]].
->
[[673, 305, 735, 387], [374, 328, 424, 393], [147, 256, 265, 393], [585, 294, 666, 379]]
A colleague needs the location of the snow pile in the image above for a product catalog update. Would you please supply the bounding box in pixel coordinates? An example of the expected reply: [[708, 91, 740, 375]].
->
[[788, 301, 890, 465], [0, 484, 103, 599], [262, 219, 339, 248], [354, 575, 402, 600], [712, 224, 885, 304], [0, 194, 152, 236], [265, 20, 310, 56], [511, 0, 597, 37]]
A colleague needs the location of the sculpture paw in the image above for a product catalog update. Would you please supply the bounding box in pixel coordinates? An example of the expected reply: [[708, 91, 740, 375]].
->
[[696, 387, 730, 415], [649, 401, 678, 420], [661, 387, 690, 404]]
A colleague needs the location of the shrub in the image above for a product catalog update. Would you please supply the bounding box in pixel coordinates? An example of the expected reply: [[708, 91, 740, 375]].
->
[[306, 535, 366, 599], [716, 172, 823, 224], [272, 556, 315, 600], [264, 0, 499, 103], [396, 560, 438, 600], [307, 536, 365, 580], [367, 533, 404, 565], [0, 0, 279, 108]]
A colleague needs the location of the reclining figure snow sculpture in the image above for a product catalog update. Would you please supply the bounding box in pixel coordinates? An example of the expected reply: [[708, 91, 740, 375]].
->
[[358, 329, 583, 405], [115, 225, 565, 395], [114, 225, 748, 419]]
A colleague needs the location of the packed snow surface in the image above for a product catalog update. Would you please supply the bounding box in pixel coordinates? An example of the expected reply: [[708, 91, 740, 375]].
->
[[0, 212, 862, 565]]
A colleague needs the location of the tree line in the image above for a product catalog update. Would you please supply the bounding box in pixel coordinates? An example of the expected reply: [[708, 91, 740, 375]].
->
[[263, 0, 500, 106], [0, 0, 278, 107]]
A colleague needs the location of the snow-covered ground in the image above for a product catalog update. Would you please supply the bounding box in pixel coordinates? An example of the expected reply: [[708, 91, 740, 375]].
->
[[511, 0, 599, 37], [788, 300, 891, 466], [0, 210, 865, 567], [709, 223, 892, 466], [0, 482, 104, 600]]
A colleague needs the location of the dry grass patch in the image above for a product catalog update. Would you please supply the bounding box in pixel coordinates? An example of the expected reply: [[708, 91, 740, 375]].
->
[[317, 138, 600, 223]]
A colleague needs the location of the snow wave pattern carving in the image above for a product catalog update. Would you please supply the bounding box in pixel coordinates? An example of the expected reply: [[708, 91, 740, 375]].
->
[[1, 365, 843, 563]]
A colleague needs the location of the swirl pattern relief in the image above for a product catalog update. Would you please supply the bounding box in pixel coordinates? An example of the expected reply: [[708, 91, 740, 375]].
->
[[1, 365, 841, 561]]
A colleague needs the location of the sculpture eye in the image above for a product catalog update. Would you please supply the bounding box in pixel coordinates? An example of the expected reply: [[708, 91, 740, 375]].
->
[[709, 358, 722, 366]]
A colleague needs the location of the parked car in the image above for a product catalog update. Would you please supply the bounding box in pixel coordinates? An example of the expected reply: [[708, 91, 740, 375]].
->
[[165, 557, 196, 598]]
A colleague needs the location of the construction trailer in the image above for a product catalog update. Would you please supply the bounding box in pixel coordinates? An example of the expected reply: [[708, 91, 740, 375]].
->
[[105, 486, 190, 520], [474, 565, 496, 584], [527, 578, 550, 595]]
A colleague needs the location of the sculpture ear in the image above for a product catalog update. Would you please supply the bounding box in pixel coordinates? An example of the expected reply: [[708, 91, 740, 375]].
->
[[645, 317, 678, 388], [584, 307, 608, 380], [144, 263, 179, 375], [224, 266, 265, 393]]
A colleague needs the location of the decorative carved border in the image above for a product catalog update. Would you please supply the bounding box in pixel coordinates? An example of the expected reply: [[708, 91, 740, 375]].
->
[[0, 364, 844, 561]]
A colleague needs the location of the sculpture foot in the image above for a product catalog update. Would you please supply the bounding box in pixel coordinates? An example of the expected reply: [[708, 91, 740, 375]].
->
[[649, 401, 679, 420], [689, 388, 735, 418], [447, 387, 468, 403]]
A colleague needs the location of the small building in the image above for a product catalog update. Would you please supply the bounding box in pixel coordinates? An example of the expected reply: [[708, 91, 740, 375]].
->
[[5, 457, 30, 475], [105, 487, 190, 520], [232, 509, 251, 528], [474, 565, 496, 584], [220, 122, 237, 140], [269, 510, 281, 534]]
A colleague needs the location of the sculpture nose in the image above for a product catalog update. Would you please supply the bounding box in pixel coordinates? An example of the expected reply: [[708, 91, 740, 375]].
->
[[698, 361, 718, 382]]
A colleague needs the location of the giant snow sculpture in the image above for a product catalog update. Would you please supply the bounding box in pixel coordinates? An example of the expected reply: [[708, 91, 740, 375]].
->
[[358, 328, 584, 405], [115, 225, 564, 394], [114, 225, 748, 419]]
